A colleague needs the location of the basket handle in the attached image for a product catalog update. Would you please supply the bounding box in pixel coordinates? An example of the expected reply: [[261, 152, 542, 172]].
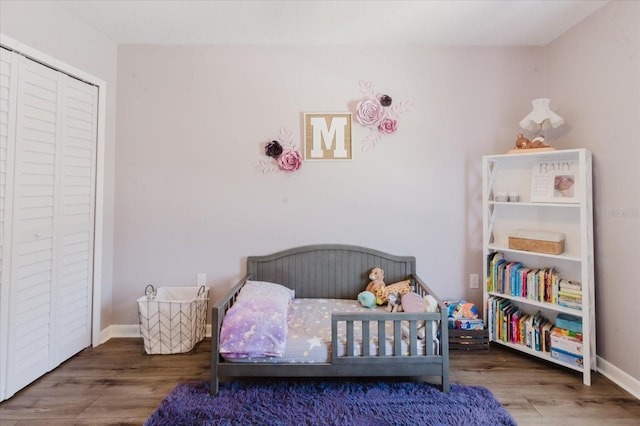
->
[[197, 285, 206, 297], [144, 284, 155, 298]]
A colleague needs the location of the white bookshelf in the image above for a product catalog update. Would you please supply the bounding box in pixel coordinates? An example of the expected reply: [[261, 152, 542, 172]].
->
[[482, 149, 595, 385]]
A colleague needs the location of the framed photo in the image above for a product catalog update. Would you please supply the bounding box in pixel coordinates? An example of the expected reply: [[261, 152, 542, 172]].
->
[[530, 158, 579, 203], [304, 113, 352, 161]]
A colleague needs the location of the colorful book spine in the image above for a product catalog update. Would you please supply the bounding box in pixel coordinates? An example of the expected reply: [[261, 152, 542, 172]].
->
[[487, 253, 583, 312]]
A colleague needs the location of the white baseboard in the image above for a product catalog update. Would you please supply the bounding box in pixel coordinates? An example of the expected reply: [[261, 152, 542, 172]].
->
[[96, 324, 639, 400], [98, 324, 212, 345], [597, 355, 640, 400], [99, 324, 140, 343]]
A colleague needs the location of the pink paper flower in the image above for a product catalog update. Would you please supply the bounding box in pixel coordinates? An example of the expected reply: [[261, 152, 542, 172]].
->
[[356, 98, 385, 126], [378, 118, 397, 134], [277, 150, 303, 173]]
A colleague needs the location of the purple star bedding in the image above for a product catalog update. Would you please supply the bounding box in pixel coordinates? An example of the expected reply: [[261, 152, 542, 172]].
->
[[219, 282, 434, 363]]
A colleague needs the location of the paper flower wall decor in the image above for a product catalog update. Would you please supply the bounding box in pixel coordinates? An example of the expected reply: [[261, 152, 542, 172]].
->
[[355, 80, 412, 151], [256, 127, 303, 174]]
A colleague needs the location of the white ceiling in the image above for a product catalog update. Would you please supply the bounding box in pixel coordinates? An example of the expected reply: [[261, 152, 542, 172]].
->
[[52, 0, 609, 46]]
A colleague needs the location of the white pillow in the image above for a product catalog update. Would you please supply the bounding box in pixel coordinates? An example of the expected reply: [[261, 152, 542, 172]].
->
[[238, 280, 295, 302]]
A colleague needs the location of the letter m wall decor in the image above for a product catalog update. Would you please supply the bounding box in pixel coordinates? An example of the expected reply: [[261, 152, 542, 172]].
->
[[304, 113, 352, 160]]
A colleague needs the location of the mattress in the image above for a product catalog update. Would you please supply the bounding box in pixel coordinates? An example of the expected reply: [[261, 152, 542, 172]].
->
[[223, 298, 432, 363]]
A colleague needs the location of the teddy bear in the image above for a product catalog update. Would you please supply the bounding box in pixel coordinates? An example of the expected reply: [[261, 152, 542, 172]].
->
[[365, 267, 385, 293], [514, 133, 551, 150]]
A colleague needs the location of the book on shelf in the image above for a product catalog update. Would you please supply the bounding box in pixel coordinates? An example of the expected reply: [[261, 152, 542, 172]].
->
[[524, 314, 534, 348], [487, 252, 582, 310], [559, 279, 582, 292], [556, 313, 583, 333], [487, 296, 559, 353], [551, 347, 584, 369], [552, 327, 583, 340], [558, 299, 583, 311], [542, 322, 554, 353], [558, 292, 581, 300], [530, 157, 580, 203], [518, 314, 530, 346], [487, 252, 505, 293], [558, 289, 582, 298], [533, 314, 544, 351], [551, 329, 583, 355]]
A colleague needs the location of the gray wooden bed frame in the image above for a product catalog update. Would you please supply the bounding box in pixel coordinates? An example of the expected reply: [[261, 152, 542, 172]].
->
[[210, 244, 450, 395]]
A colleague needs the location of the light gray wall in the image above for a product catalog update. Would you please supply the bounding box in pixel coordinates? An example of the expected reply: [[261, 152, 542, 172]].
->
[[113, 45, 544, 324], [546, 0, 640, 384], [0, 1, 117, 328]]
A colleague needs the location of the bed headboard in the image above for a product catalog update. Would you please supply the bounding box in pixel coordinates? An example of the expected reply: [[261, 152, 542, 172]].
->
[[246, 244, 416, 299]]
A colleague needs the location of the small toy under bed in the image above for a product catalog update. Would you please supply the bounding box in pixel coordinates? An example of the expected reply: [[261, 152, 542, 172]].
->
[[210, 244, 450, 395]]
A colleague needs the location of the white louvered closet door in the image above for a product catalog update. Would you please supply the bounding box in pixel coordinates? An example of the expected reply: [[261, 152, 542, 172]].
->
[[0, 48, 97, 400], [0, 47, 17, 402], [54, 72, 97, 365]]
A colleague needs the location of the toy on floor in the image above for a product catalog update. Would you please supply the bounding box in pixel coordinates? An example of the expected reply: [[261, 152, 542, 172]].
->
[[444, 300, 484, 330], [449, 301, 479, 319]]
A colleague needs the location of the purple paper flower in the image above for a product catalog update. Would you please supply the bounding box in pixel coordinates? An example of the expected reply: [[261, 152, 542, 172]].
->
[[379, 94, 392, 107], [356, 98, 385, 127], [265, 140, 283, 158], [277, 150, 303, 173], [378, 118, 397, 134]]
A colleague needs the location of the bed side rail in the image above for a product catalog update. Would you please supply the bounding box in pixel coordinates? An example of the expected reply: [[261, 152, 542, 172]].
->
[[412, 273, 449, 391], [411, 273, 449, 354], [331, 310, 442, 362]]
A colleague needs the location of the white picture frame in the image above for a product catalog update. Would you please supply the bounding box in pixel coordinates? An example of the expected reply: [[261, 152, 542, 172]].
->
[[530, 158, 579, 203]]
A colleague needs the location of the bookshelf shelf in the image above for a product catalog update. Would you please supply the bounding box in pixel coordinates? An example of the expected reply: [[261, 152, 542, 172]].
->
[[482, 149, 595, 386], [486, 292, 583, 316], [488, 201, 581, 208], [486, 244, 582, 262], [491, 339, 584, 373]]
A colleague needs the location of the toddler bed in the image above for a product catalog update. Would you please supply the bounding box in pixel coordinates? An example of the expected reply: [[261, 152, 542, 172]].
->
[[210, 244, 450, 395]]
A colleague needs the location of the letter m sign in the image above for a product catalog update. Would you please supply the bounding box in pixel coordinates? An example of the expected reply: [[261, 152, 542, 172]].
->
[[304, 113, 352, 160]]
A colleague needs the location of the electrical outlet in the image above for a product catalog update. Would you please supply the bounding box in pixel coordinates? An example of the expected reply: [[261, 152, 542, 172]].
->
[[196, 273, 206, 286], [470, 273, 479, 289]]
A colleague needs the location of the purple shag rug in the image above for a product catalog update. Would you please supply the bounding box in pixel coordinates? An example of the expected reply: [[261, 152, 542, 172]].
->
[[145, 380, 516, 426]]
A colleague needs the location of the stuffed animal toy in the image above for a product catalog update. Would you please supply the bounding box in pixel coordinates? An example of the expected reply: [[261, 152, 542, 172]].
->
[[401, 293, 439, 345], [357, 291, 376, 309], [514, 133, 551, 150], [450, 301, 479, 319], [400, 292, 423, 313], [375, 279, 412, 305], [365, 267, 385, 293], [423, 294, 439, 313], [386, 292, 403, 312]]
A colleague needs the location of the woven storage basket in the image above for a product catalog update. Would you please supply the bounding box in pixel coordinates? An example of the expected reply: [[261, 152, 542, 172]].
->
[[137, 285, 208, 354], [508, 229, 565, 255]]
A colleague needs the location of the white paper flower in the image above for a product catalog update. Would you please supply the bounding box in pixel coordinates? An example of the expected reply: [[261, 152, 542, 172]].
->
[[356, 98, 385, 127]]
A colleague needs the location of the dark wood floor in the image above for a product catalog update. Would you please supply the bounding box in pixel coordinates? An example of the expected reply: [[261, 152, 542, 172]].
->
[[0, 338, 638, 425]]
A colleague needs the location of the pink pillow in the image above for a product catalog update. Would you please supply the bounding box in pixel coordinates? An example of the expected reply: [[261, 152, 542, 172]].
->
[[401, 292, 423, 313]]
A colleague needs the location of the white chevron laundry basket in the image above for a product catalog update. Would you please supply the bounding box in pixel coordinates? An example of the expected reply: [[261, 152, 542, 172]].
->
[[137, 285, 209, 354]]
